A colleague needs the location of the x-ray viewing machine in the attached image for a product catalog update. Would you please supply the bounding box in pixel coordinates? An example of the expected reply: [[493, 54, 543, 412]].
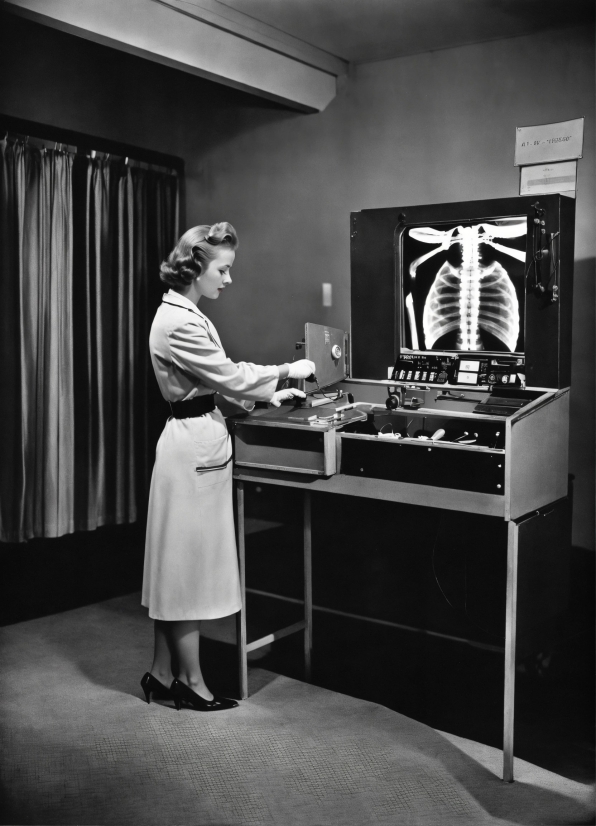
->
[[231, 194, 575, 782]]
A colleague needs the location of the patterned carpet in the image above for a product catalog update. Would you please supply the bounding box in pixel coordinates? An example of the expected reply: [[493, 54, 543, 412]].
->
[[0, 594, 593, 826]]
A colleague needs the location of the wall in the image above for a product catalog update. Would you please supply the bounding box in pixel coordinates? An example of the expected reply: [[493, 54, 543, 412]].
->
[[191, 27, 595, 549], [0, 11, 288, 202], [1, 14, 593, 549]]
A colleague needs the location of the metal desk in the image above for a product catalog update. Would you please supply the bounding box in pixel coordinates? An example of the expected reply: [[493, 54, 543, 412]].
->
[[233, 391, 570, 783]]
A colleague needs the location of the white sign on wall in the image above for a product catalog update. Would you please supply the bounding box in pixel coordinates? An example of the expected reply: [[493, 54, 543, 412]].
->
[[519, 161, 577, 196], [514, 118, 584, 166]]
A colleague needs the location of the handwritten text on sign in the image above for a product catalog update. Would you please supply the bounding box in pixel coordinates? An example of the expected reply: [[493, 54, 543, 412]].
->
[[514, 118, 584, 166]]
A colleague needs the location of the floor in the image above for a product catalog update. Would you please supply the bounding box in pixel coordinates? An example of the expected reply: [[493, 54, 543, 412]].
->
[[0, 593, 593, 826], [1, 487, 593, 824]]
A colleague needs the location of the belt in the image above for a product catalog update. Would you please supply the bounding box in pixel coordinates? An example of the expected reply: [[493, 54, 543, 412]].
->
[[169, 395, 215, 419]]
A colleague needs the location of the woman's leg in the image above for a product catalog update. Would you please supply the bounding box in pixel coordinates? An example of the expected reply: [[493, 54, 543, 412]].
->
[[170, 620, 214, 701], [150, 620, 176, 686]]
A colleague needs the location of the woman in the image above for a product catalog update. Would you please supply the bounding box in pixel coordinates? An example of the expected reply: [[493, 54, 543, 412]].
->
[[140, 222, 314, 711]]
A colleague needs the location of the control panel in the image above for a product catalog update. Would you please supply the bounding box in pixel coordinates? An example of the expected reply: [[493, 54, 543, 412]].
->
[[392, 353, 525, 389]]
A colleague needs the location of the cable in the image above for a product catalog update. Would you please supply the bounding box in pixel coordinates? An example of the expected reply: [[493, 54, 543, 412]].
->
[[311, 375, 339, 401], [431, 515, 458, 612], [524, 248, 543, 292], [525, 218, 547, 293], [281, 373, 339, 401], [540, 231, 559, 294], [431, 515, 504, 642], [526, 218, 562, 299]]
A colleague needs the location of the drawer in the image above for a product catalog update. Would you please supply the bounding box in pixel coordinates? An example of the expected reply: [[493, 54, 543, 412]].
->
[[234, 422, 337, 476], [339, 435, 505, 495]]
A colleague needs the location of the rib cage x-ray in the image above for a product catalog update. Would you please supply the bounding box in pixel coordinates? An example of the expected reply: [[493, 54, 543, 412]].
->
[[402, 218, 527, 353]]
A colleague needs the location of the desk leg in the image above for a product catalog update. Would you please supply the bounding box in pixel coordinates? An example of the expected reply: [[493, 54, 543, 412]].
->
[[304, 491, 313, 682], [503, 520, 519, 782], [236, 481, 248, 700]]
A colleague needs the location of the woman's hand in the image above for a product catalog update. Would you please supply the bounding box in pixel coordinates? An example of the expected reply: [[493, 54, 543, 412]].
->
[[287, 359, 316, 380], [270, 388, 306, 408]]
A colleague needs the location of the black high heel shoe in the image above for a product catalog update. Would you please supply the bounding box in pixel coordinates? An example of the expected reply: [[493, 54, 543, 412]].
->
[[171, 678, 239, 712], [140, 672, 176, 704]]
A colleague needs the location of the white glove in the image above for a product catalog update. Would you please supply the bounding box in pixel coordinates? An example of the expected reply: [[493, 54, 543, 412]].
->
[[270, 388, 306, 408], [287, 359, 316, 380]]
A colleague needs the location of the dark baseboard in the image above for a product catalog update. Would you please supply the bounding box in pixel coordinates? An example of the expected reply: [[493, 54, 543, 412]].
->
[[0, 521, 146, 626]]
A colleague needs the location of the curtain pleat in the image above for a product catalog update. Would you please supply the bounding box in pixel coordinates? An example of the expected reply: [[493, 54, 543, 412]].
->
[[0, 141, 25, 538], [93, 159, 109, 527], [115, 166, 136, 523], [1, 142, 178, 543], [49, 152, 75, 535], [132, 169, 149, 497]]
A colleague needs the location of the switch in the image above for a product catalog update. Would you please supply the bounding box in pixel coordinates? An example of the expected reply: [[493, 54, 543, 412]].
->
[[322, 283, 332, 307]]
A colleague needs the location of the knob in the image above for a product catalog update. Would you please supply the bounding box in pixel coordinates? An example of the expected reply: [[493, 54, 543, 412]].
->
[[331, 344, 342, 359]]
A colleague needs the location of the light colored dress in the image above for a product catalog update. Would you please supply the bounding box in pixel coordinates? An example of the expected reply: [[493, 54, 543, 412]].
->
[[142, 290, 279, 620]]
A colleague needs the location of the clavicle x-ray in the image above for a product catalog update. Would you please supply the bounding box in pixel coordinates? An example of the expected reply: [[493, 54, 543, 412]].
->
[[402, 218, 527, 353]]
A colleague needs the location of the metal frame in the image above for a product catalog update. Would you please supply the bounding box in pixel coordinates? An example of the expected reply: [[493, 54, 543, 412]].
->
[[234, 466, 526, 782], [236, 481, 313, 700], [503, 520, 519, 783]]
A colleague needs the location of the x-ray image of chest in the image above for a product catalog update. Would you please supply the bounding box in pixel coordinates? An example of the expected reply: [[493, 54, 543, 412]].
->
[[401, 218, 527, 353]]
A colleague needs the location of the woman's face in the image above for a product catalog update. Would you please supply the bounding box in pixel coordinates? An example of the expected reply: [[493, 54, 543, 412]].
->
[[196, 248, 235, 300]]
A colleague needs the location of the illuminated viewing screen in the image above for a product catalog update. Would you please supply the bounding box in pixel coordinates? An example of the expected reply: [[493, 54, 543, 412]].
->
[[401, 217, 527, 354]]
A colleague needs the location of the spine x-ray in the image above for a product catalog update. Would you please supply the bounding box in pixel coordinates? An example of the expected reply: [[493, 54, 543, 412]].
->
[[402, 218, 527, 353]]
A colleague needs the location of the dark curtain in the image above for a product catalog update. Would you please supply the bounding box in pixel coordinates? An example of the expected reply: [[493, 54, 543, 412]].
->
[[0, 140, 74, 542], [1, 139, 178, 542]]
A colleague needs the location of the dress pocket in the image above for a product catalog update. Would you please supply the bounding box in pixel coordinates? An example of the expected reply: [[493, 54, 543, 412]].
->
[[193, 432, 233, 489]]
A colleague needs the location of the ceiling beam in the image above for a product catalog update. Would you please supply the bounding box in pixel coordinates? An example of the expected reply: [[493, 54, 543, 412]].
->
[[156, 0, 348, 77], [4, 0, 342, 112]]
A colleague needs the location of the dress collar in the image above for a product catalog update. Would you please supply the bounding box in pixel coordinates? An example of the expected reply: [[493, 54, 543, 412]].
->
[[162, 289, 221, 347], [162, 289, 208, 321]]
